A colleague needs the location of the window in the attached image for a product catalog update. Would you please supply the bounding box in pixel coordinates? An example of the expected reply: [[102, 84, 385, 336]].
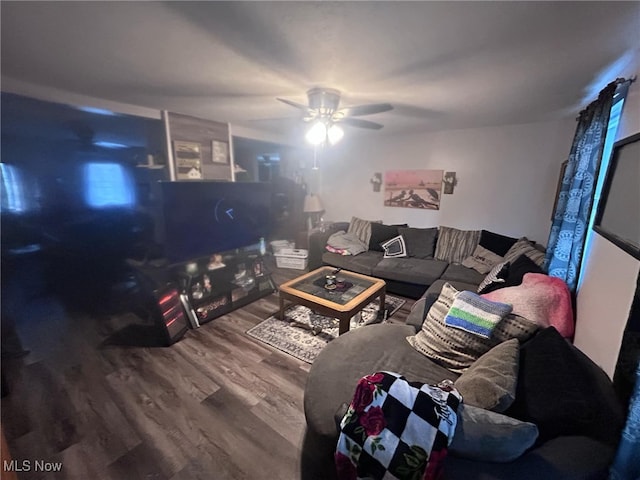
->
[[83, 162, 135, 208], [1, 163, 27, 213]]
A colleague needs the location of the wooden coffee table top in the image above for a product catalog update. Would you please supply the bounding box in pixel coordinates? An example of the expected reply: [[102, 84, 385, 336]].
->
[[279, 266, 386, 313]]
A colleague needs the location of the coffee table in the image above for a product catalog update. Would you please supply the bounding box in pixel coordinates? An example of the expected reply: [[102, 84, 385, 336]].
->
[[278, 266, 386, 335]]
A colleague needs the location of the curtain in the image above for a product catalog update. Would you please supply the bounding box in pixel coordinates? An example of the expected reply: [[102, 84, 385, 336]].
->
[[545, 81, 617, 291], [610, 361, 640, 480]]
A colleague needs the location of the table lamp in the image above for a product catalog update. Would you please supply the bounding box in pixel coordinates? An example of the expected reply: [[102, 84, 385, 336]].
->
[[303, 194, 324, 230]]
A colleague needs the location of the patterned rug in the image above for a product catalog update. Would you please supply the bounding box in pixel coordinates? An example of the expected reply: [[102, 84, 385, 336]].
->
[[246, 295, 405, 363]]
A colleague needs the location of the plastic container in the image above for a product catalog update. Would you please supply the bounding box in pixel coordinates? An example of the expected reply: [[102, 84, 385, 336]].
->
[[274, 248, 309, 270], [270, 240, 295, 255]]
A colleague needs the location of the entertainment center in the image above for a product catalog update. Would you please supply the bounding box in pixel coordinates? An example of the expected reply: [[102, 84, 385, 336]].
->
[[146, 180, 277, 336], [175, 247, 275, 328]]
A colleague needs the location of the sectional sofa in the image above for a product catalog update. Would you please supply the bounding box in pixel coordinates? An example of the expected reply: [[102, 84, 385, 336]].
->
[[308, 219, 546, 299]]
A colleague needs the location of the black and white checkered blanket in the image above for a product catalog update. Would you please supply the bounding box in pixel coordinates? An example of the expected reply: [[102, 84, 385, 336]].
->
[[335, 371, 461, 480]]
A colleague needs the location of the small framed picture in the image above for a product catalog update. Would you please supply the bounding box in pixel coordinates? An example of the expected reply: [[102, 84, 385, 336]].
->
[[212, 140, 229, 164], [173, 140, 202, 180]]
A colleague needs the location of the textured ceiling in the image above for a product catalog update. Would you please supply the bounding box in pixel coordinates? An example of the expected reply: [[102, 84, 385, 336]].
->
[[1, 1, 639, 143]]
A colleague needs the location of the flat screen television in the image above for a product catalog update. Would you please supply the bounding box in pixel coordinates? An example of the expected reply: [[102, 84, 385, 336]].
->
[[160, 181, 272, 264], [593, 132, 640, 260]]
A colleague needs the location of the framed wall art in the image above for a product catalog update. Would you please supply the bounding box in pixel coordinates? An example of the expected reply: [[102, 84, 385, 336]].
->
[[212, 140, 229, 164], [384, 169, 443, 210], [173, 140, 202, 180]]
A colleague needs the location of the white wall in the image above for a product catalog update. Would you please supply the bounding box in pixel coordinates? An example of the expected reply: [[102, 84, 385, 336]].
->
[[574, 84, 640, 379], [320, 118, 575, 244]]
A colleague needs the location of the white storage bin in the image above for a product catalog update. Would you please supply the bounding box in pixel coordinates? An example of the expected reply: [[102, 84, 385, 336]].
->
[[270, 240, 295, 255], [274, 248, 309, 270]]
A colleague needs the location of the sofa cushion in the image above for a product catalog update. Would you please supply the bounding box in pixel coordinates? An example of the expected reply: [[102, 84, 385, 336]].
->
[[477, 261, 510, 294], [398, 226, 438, 259], [369, 223, 406, 251], [347, 216, 380, 245], [322, 251, 384, 276], [505, 327, 625, 446], [440, 263, 486, 285], [501, 254, 544, 287], [449, 404, 538, 463], [479, 230, 519, 257], [503, 237, 546, 267], [454, 339, 519, 412], [461, 245, 504, 274], [373, 257, 448, 286], [434, 226, 481, 264]]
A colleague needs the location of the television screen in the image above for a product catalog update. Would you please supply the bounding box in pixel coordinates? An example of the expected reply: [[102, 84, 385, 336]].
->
[[594, 132, 640, 260], [160, 181, 272, 264]]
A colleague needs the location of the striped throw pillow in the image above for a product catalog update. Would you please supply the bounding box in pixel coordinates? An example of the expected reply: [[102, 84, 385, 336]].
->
[[347, 217, 378, 245], [477, 262, 510, 294], [434, 226, 481, 264], [407, 283, 539, 373], [503, 238, 546, 267], [445, 290, 513, 338]]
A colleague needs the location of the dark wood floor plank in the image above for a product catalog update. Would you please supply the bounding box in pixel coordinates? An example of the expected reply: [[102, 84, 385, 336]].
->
[[104, 366, 194, 476]]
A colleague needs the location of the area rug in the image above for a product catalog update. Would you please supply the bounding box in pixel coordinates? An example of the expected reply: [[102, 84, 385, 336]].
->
[[246, 295, 405, 363]]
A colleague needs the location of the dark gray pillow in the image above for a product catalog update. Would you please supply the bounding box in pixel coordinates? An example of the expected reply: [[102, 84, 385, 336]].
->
[[454, 339, 519, 413], [398, 227, 438, 259], [449, 404, 538, 462]]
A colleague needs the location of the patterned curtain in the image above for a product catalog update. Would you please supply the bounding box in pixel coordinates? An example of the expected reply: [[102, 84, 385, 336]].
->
[[545, 81, 617, 291], [610, 362, 640, 480]]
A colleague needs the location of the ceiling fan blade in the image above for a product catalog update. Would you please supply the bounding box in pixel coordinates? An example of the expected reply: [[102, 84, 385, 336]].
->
[[276, 97, 310, 111], [338, 103, 393, 117], [337, 117, 384, 130]]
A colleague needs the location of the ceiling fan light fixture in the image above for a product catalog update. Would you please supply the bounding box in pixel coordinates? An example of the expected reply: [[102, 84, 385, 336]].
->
[[305, 120, 327, 145], [327, 124, 344, 145]]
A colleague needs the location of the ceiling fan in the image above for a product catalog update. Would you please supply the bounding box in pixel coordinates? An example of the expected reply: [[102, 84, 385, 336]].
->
[[277, 88, 393, 145]]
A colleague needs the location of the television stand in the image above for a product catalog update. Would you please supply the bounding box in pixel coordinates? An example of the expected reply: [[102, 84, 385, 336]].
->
[[172, 249, 275, 328]]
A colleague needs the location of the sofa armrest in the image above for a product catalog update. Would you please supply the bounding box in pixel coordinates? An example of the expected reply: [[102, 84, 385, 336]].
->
[[307, 222, 350, 270], [405, 294, 439, 332]]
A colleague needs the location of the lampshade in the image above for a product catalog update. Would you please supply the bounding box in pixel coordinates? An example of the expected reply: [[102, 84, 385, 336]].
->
[[305, 121, 327, 145], [327, 124, 344, 144], [303, 194, 324, 213], [305, 120, 344, 146]]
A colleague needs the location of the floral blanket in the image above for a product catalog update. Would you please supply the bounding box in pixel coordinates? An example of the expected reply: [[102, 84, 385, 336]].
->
[[336, 372, 461, 480]]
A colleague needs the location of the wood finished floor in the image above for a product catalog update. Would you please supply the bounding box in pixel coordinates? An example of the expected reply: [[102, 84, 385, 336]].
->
[[1, 261, 415, 480]]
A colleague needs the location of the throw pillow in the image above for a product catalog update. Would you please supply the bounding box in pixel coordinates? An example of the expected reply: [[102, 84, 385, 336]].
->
[[444, 290, 513, 339], [503, 237, 546, 267], [381, 235, 407, 259], [407, 283, 493, 372], [501, 254, 544, 288], [406, 283, 537, 373], [398, 226, 438, 259], [454, 339, 519, 412], [477, 261, 510, 294], [461, 245, 504, 274], [369, 223, 406, 251], [347, 216, 379, 246], [434, 226, 481, 264], [479, 230, 519, 257], [449, 404, 539, 462], [505, 327, 625, 446]]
